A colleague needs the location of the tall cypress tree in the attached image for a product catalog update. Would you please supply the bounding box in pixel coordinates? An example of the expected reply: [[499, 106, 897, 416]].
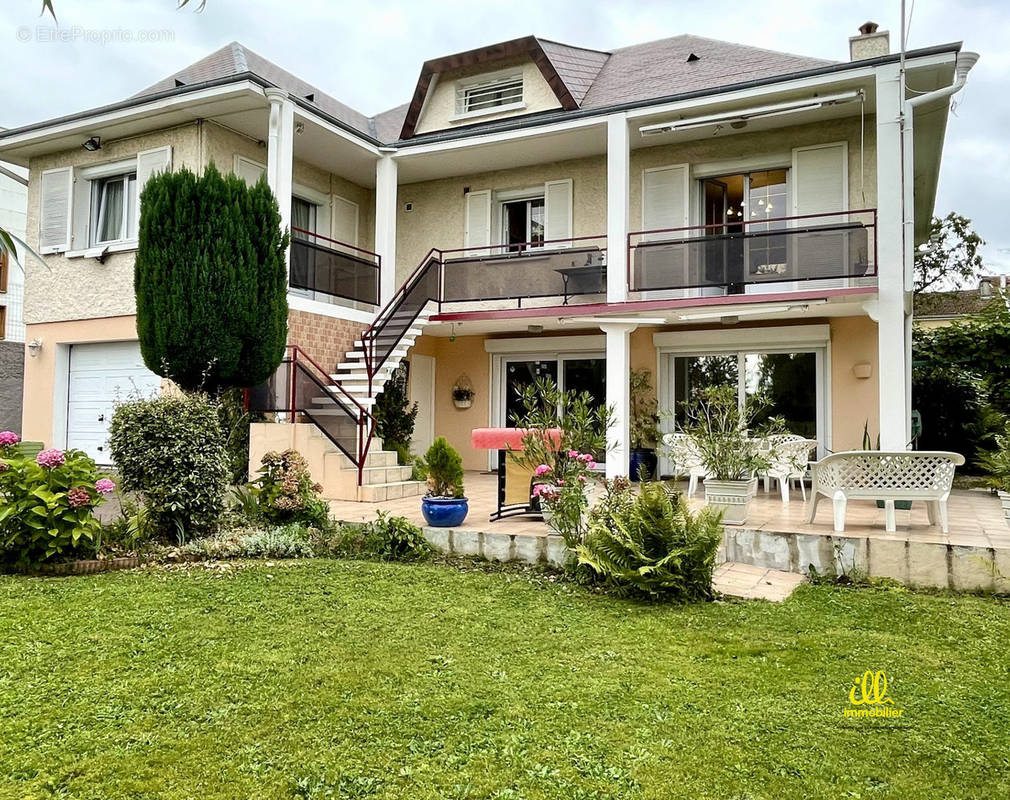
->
[[135, 163, 289, 393]]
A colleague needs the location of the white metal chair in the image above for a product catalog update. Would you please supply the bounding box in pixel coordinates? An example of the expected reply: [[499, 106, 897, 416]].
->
[[663, 432, 708, 498]]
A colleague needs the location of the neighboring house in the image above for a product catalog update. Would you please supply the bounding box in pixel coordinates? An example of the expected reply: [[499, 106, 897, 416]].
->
[[913, 277, 1006, 328], [0, 157, 27, 434], [0, 23, 975, 496]]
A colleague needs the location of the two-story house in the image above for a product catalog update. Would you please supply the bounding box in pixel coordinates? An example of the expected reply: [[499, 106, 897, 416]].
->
[[0, 158, 27, 434], [0, 23, 975, 498]]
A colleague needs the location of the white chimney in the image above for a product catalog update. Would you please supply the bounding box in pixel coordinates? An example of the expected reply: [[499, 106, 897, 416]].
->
[[849, 21, 890, 61]]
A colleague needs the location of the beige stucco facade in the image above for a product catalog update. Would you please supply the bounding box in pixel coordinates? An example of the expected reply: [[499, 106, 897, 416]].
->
[[407, 316, 880, 472], [24, 121, 375, 327], [393, 116, 876, 283], [414, 57, 563, 136]]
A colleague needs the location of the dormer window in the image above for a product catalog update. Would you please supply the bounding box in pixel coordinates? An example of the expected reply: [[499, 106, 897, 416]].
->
[[454, 70, 525, 120]]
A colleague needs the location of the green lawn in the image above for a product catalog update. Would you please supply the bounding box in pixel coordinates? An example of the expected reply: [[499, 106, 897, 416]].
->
[[1, 561, 1008, 800]]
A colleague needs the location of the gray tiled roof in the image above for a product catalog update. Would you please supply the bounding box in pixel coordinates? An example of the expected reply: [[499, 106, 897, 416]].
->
[[133, 41, 374, 138], [536, 39, 610, 105], [580, 34, 835, 109], [134, 35, 839, 144]]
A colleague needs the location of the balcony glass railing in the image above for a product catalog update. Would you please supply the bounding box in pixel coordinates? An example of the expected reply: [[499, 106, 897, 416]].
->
[[627, 210, 876, 294], [289, 227, 380, 306]]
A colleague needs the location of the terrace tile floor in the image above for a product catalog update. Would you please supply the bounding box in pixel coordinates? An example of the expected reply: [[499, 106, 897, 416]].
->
[[329, 471, 1009, 549]]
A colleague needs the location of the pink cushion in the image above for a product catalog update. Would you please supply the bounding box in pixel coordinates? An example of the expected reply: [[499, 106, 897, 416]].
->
[[471, 427, 562, 451]]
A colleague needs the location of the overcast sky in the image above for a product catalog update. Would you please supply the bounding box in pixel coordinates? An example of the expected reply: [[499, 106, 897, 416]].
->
[[3, 0, 1007, 273]]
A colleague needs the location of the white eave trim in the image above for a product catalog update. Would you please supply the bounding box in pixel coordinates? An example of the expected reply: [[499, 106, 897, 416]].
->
[[292, 106, 382, 157], [0, 80, 265, 156]]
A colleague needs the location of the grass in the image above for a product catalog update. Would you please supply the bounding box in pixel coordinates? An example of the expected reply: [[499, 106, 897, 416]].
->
[[1, 560, 1008, 800]]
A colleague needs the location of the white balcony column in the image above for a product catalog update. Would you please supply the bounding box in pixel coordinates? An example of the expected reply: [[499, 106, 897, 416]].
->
[[375, 154, 398, 306], [600, 321, 638, 479], [606, 113, 630, 303], [264, 89, 295, 256], [874, 63, 911, 450]]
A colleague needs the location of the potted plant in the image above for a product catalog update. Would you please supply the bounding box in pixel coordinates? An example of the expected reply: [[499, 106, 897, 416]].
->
[[452, 386, 475, 409], [420, 437, 468, 527], [979, 423, 1010, 527], [681, 385, 775, 525], [629, 368, 660, 481]]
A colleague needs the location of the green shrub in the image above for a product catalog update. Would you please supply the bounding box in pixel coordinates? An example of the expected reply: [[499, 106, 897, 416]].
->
[[180, 524, 315, 560], [311, 513, 429, 561], [577, 480, 723, 601], [424, 437, 464, 498], [248, 449, 330, 528], [979, 422, 1010, 492], [0, 442, 116, 567], [373, 364, 418, 465], [363, 511, 430, 561], [98, 497, 157, 555], [108, 394, 229, 540]]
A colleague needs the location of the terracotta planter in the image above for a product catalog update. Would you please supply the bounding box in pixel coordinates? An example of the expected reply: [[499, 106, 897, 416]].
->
[[704, 477, 758, 526]]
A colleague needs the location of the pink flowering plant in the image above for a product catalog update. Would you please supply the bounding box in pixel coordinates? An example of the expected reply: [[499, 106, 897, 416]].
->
[[249, 449, 330, 528], [0, 446, 116, 567], [507, 377, 612, 550]]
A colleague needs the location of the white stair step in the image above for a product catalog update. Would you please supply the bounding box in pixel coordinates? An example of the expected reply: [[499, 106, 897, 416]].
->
[[357, 480, 428, 503], [354, 336, 416, 349], [346, 349, 408, 360]]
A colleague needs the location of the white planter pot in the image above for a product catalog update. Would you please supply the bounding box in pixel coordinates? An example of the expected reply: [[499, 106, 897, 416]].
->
[[453, 398, 472, 409], [704, 477, 758, 526], [999, 491, 1010, 528]]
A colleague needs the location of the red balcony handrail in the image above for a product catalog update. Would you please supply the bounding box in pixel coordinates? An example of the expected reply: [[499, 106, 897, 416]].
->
[[290, 227, 381, 264]]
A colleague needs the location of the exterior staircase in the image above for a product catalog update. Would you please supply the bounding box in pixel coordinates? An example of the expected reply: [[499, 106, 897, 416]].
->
[[251, 251, 444, 501]]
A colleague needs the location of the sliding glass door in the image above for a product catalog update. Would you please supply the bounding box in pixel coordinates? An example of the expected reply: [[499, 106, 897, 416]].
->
[[668, 348, 822, 449]]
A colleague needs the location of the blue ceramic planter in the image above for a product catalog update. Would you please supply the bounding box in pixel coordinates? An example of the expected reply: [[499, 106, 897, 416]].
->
[[629, 448, 658, 482], [421, 496, 469, 527]]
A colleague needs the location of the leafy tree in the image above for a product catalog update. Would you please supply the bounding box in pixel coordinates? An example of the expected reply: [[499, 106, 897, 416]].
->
[[134, 163, 289, 393], [913, 295, 1010, 464], [914, 212, 985, 294]]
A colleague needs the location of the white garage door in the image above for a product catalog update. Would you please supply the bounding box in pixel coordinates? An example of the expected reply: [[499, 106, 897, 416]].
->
[[68, 341, 161, 464]]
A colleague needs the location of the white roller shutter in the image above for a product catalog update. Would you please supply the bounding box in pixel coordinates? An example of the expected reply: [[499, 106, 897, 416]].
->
[[39, 167, 73, 253], [234, 155, 266, 186], [464, 189, 491, 255], [792, 143, 848, 284], [543, 178, 573, 247], [136, 146, 172, 229]]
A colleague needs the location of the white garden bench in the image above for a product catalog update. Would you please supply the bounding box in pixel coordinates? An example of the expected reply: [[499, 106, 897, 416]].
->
[[808, 451, 965, 533]]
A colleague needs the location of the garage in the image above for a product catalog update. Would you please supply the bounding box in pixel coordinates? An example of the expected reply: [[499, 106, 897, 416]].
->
[[67, 341, 161, 464]]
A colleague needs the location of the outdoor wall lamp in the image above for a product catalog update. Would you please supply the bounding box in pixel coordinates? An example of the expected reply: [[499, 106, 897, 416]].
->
[[82, 136, 102, 152], [27, 338, 43, 357]]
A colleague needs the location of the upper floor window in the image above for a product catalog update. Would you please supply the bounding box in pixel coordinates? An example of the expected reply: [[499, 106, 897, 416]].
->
[[91, 171, 138, 246], [455, 71, 524, 118], [291, 196, 319, 241]]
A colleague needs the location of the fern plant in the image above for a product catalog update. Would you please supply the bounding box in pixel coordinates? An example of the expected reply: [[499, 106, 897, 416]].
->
[[577, 481, 723, 601]]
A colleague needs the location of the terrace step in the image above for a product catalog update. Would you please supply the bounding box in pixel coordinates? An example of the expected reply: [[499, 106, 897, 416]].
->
[[356, 479, 427, 503]]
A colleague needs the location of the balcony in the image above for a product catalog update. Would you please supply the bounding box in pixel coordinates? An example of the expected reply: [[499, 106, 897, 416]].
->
[[440, 236, 607, 307], [289, 227, 380, 306], [628, 210, 876, 296]]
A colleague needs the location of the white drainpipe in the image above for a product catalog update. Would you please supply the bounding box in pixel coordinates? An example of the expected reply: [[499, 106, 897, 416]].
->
[[901, 51, 979, 290]]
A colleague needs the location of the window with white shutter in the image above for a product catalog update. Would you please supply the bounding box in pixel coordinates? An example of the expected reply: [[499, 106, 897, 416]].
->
[[135, 146, 172, 225], [331, 195, 358, 251], [642, 164, 689, 237], [234, 156, 266, 186], [792, 143, 848, 284], [39, 167, 73, 253]]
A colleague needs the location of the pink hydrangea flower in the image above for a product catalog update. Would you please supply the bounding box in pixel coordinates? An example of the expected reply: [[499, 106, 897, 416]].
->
[[67, 487, 91, 508], [95, 478, 116, 495], [0, 431, 19, 448], [36, 449, 65, 468], [534, 464, 552, 477]]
